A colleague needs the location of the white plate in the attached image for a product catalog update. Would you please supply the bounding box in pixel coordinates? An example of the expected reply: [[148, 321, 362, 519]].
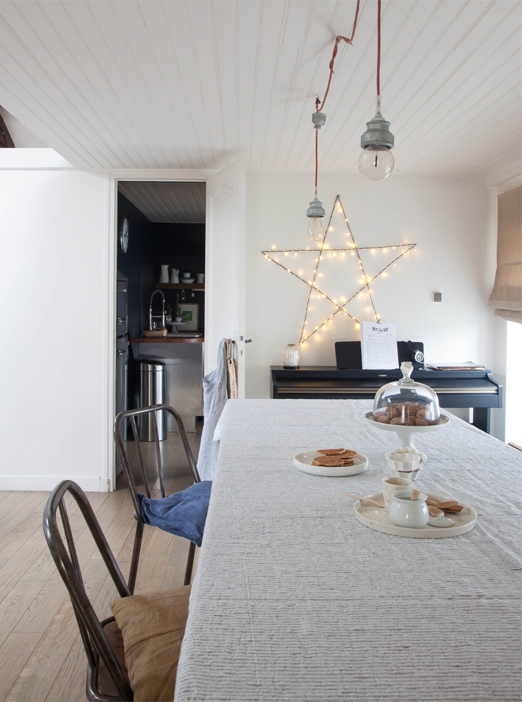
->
[[294, 450, 368, 477], [354, 492, 477, 538]]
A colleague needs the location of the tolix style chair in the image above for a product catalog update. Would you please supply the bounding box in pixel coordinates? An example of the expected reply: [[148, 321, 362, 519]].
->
[[114, 404, 210, 594], [43, 480, 190, 702]]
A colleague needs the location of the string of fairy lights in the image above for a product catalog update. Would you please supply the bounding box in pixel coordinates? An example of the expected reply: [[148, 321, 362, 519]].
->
[[262, 195, 416, 345]]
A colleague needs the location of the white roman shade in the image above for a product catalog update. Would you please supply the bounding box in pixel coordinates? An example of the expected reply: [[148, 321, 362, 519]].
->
[[489, 187, 522, 324]]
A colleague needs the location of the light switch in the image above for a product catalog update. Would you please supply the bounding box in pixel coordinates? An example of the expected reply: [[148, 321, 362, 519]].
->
[[433, 292, 442, 302]]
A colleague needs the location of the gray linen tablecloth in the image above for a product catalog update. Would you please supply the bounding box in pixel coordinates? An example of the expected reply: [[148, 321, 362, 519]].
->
[[175, 400, 522, 702]]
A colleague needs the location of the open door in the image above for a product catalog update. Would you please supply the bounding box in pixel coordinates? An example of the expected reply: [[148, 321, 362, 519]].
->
[[205, 159, 246, 397]]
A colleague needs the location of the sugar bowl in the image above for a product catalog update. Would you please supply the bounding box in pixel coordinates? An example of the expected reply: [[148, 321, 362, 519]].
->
[[389, 488, 429, 529]]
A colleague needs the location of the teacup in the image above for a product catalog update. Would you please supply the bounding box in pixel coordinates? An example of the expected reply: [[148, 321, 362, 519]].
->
[[389, 488, 429, 529], [382, 476, 413, 512]]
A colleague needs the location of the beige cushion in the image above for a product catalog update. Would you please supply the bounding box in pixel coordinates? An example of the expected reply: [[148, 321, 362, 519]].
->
[[110, 585, 190, 702]]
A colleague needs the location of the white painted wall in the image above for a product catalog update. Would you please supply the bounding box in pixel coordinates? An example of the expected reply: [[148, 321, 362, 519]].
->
[[0, 150, 111, 491], [245, 172, 503, 436], [205, 159, 246, 391], [0, 157, 508, 492]]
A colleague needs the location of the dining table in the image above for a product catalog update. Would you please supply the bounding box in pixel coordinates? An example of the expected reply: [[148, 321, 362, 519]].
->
[[175, 399, 521, 702]]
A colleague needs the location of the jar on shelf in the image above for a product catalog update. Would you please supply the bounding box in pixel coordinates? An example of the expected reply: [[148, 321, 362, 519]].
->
[[283, 344, 300, 369], [372, 362, 441, 426]]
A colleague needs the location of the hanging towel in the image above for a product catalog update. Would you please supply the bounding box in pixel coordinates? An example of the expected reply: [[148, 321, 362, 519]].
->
[[138, 481, 212, 547], [226, 339, 238, 399], [197, 339, 229, 481]]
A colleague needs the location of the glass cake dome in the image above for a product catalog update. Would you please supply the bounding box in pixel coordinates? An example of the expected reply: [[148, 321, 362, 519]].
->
[[372, 362, 441, 426]]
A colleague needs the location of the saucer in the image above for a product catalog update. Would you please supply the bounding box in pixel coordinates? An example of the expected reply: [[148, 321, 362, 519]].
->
[[294, 450, 368, 477]]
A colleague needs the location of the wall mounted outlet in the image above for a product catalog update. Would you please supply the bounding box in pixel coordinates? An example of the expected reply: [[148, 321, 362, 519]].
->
[[433, 292, 442, 302]]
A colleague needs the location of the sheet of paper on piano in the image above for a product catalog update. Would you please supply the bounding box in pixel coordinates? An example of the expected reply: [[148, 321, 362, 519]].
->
[[361, 321, 399, 369]]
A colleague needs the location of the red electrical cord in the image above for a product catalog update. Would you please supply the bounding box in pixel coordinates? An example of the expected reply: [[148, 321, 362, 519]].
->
[[315, 123, 319, 190], [312, 0, 382, 196], [316, 0, 361, 113], [377, 0, 381, 99], [313, 0, 362, 195]]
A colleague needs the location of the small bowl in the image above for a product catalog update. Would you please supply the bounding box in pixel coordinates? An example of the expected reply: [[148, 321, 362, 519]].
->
[[181, 273, 192, 278], [386, 447, 426, 481], [182, 278, 195, 284]]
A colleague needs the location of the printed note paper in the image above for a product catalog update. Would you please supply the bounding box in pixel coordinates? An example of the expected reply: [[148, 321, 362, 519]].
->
[[361, 322, 399, 369]]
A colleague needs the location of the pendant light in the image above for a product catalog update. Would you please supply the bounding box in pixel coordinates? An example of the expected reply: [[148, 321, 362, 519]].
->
[[304, 0, 395, 226], [307, 108, 326, 241], [306, 3, 359, 242], [358, 0, 395, 180]]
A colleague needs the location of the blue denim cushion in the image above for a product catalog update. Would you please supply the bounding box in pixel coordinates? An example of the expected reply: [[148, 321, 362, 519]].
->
[[138, 481, 212, 547]]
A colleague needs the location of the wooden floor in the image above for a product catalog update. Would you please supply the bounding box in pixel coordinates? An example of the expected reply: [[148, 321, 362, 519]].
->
[[0, 426, 202, 702]]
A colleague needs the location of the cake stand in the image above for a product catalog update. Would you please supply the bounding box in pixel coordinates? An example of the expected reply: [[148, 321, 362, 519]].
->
[[364, 411, 450, 449]]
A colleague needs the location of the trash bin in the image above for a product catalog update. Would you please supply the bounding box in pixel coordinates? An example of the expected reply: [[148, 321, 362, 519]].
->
[[138, 360, 166, 441]]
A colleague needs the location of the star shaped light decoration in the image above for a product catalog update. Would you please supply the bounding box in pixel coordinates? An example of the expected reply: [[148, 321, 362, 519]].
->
[[262, 195, 416, 344]]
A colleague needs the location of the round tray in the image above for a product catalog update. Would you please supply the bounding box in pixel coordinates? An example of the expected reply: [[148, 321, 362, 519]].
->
[[294, 450, 368, 477], [364, 411, 450, 448], [354, 492, 476, 538]]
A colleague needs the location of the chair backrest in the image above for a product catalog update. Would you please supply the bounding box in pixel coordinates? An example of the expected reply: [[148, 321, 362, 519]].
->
[[114, 404, 200, 515], [42, 480, 133, 701], [114, 404, 201, 593]]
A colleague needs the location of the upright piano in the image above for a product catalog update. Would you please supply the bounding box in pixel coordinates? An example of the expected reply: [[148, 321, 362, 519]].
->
[[270, 366, 503, 434]]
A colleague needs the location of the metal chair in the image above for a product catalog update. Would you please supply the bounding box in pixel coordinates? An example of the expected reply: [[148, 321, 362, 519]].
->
[[114, 404, 201, 594], [43, 480, 134, 701]]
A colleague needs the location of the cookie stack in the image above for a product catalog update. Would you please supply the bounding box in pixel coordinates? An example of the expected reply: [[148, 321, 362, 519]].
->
[[426, 495, 464, 515], [312, 448, 358, 467], [373, 403, 439, 426]]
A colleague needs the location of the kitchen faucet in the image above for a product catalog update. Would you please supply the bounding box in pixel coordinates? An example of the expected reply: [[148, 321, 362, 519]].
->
[[149, 290, 166, 330]]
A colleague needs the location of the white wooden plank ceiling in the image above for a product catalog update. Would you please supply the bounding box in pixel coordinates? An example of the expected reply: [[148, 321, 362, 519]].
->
[[119, 180, 206, 222], [0, 0, 520, 176]]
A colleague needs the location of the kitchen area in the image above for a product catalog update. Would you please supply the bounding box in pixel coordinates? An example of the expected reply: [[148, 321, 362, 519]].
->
[[116, 181, 206, 434]]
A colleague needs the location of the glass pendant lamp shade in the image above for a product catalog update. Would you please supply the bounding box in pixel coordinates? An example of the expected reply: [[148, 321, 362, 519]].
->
[[307, 196, 326, 241], [308, 216, 324, 241], [358, 146, 395, 181], [359, 111, 395, 181]]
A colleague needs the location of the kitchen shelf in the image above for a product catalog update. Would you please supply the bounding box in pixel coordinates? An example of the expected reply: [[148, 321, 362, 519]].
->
[[156, 283, 205, 291], [132, 336, 204, 344]]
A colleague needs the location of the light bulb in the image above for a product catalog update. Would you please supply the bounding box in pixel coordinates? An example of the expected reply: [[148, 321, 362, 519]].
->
[[308, 217, 324, 241], [306, 196, 325, 241], [358, 146, 394, 181]]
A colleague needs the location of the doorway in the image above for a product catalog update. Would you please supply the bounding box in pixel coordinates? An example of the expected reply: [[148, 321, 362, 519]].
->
[[115, 181, 206, 445], [108, 161, 246, 489]]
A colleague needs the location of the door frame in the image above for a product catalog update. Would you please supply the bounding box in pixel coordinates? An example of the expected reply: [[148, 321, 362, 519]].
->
[[107, 169, 215, 490]]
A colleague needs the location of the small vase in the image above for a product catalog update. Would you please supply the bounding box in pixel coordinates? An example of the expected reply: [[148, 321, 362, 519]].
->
[[170, 268, 180, 284], [159, 265, 169, 284]]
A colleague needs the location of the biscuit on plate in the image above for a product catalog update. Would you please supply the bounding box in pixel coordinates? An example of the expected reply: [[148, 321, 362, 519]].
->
[[312, 454, 356, 467]]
